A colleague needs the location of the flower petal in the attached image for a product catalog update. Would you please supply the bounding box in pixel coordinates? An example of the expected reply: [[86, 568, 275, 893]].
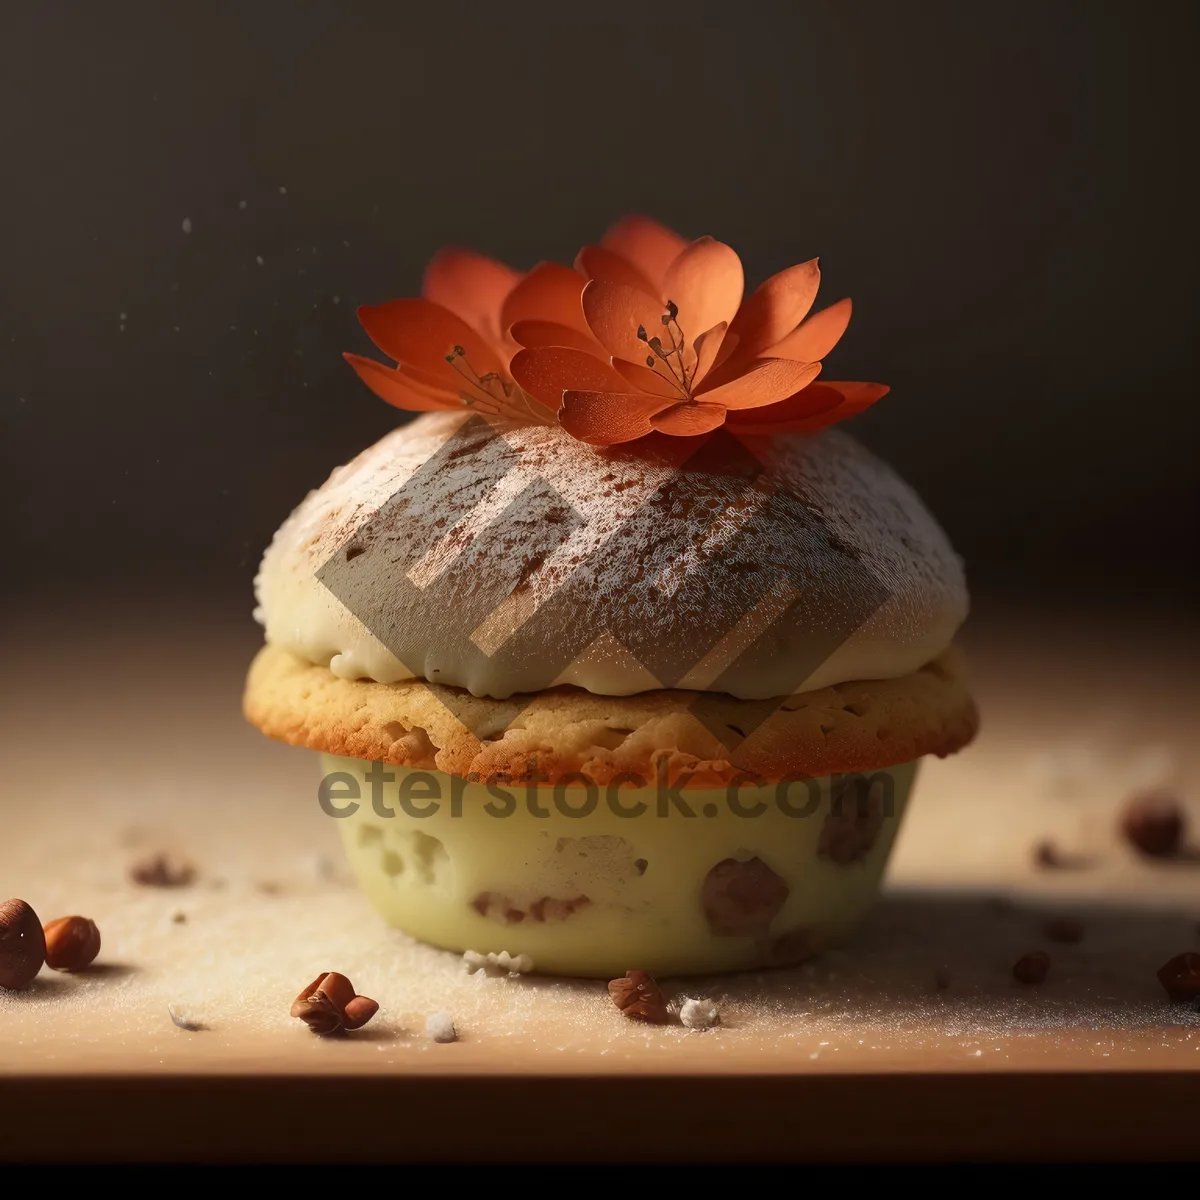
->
[[724, 381, 887, 435], [723, 382, 843, 428], [767, 297, 852, 363], [581, 280, 671, 363], [574, 245, 659, 296], [815, 380, 890, 420], [510, 346, 632, 411], [510, 319, 605, 355], [691, 322, 728, 386], [696, 358, 822, 410], [822, 380, 888, 403], [662, 237, 744, 338], [357, 298, 504, 387], [422, 247, 521, 346], [599, 215, 689, 290], [725, 258, 821, 361], [500, 262, 590, 339], [559, 389, 674, 445], [651, 402, 727, 437], [612, 358, 686, 398], [343, 353, 458, 412]]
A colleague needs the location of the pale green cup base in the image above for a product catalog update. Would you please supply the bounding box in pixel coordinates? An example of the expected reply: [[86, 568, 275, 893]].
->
[[322, 754, 917, 978]]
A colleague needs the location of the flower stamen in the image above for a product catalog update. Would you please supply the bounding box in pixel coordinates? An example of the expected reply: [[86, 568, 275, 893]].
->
[[637, 302, 693, 399], [446, 346, 545, 422]]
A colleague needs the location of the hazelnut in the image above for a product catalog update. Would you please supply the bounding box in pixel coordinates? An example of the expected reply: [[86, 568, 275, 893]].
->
[[290, 970, 378, 1035], [0, 898, 46, 990], [1156, 952, 1200, 1002], [1120, 792, 1186, 858], [1012, 951, 1050, 985], [607, 969, 669, 1023], [343, 995, 380, 1031], [291, 989, 343, 1036], [43, 916, 102, 971]]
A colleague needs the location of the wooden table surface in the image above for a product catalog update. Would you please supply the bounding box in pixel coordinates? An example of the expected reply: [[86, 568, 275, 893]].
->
[[1, 596, 1198, 1160]]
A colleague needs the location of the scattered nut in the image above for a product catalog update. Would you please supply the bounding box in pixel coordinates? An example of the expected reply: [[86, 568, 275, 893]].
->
[[342, 995, 379, 1031], [1043, 917, 1084, 944], [291, 989, 343, 1035], [608, 969, 669, 1023], [290, 970, 378, 1034], [425, 1011, 458, 1043], [1033, 839, 1066, 868], [0, 898, 46, 990], [130, 852, 196, 888], [1120, 792, 1186, 858], [1012, 951, 1050, 985], [1156, 952, 1200, 1002], [1032, 840, 1094, 870], [43, 916, 102, 971], [679, 997, 720, 1029]]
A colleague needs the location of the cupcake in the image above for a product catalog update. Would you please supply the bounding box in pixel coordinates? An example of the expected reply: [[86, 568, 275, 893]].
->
[[244, 217, 976, 977]]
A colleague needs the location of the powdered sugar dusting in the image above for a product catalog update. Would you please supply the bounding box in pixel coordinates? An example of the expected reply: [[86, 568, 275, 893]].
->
[[256, 413, 968, 699]]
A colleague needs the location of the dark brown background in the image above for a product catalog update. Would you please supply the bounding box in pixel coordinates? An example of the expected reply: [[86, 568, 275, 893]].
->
[[1, 0, 1196, 612]]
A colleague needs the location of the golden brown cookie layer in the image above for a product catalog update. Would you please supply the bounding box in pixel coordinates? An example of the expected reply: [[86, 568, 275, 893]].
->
[[244, 643, 977, 786]]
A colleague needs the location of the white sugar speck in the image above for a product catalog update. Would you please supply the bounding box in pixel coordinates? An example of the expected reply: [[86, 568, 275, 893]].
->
[[425, 1011, 457, 1043], [238, 200, 247, 210], [168, 1003, 205, 1032], [181, 217, 193, 234], [255, 255, 264, 266], [278, 185, 288, 194], [463, 949, 533, 976], [680, 998, 721, 1029], [332, 295, 341, 305]]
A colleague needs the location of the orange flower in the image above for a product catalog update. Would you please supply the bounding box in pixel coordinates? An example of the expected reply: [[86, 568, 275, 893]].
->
[[509, 216, 888, 445], [343, 248, 551, 422]]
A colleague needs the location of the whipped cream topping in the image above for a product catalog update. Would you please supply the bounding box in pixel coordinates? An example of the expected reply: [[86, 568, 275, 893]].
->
[[255, 412, 967, 700]]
